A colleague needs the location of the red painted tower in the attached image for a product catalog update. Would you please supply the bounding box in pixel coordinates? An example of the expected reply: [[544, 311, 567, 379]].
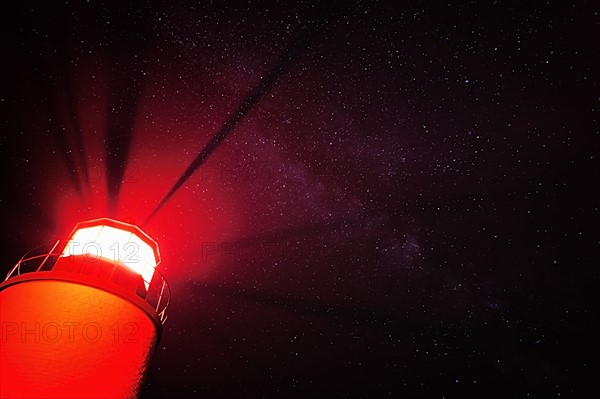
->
[[0, 218, 169, 399]]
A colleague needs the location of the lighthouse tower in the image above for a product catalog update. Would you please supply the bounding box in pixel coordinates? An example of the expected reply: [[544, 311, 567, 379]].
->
[[0, 218, 169, 399]]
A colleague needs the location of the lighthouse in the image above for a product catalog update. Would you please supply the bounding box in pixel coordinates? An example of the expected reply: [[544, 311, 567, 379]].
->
[[0, 218, 169, 399]]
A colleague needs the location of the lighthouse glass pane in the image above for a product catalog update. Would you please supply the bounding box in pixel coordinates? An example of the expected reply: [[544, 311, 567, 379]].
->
[[61, 224, 157, 290], [62, 226, 103, 257]]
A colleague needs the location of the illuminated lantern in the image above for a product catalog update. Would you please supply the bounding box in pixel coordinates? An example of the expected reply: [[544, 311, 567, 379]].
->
[[0, 218, 169, 399]]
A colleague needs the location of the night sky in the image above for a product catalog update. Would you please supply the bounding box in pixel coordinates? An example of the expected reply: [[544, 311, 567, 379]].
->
[[1, 1, 598, 397]]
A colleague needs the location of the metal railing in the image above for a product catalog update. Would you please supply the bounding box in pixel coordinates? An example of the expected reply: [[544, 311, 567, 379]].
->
[[3, 240, 170, 324]]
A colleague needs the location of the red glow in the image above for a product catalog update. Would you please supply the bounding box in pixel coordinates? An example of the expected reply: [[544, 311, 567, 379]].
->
[[43, 55, 243, 281]]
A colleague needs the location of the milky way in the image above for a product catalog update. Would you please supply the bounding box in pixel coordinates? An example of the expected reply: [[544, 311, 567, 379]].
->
[[0, 1, 597, 397]]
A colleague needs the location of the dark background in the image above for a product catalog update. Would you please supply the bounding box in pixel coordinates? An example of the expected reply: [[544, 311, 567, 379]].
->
[[1, 1, 598, 397]]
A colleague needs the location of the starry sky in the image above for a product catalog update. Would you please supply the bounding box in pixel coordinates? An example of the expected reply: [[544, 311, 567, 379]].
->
[[0, 1, 598, 397]]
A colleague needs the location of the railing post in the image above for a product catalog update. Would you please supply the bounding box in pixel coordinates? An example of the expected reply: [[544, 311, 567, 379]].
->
[[37, 240, 61, 271]]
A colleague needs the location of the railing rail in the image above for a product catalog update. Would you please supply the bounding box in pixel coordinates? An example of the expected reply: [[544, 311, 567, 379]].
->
[[3, 240, 170, 324]]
